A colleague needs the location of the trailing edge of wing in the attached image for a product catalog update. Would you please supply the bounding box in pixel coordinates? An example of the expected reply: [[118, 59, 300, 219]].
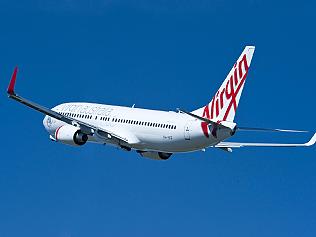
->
[[215, 132, 316, 148]]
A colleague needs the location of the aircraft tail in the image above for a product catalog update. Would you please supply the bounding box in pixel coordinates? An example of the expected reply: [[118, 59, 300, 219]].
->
[[193, 46, 255, 122]]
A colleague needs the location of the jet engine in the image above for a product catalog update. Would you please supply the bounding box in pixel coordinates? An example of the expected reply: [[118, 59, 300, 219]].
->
[[55, 125, 88, 146], [137, 151, 172, 160]]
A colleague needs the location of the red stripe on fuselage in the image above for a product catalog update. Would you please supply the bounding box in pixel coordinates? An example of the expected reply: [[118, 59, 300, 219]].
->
[[55, 126, 63, 141]]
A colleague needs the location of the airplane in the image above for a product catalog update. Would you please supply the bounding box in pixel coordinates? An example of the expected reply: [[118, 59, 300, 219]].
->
[[7, 46, 316, 160]]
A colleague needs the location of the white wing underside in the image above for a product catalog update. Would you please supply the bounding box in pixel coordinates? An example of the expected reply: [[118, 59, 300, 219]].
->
[[215, 133, 316, 148]]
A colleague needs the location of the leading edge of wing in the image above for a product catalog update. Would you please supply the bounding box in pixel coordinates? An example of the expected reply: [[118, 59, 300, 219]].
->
[[215, 132, 316, 148], [6, 67, 128, 143]]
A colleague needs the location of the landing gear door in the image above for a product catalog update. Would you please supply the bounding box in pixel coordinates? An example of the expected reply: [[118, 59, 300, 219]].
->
[[184, 123, 191, 140]]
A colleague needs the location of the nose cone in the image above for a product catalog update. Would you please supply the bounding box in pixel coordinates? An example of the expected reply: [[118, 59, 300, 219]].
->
[[43, 115, 54, 134], [43, 115, 48, 129]]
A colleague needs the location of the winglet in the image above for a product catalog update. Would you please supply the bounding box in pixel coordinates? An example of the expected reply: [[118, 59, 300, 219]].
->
[[7, 67, 18, 95], [305, 132, 316, 146]]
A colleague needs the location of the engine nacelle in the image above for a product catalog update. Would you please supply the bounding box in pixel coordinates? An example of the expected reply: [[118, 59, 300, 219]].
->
[[138, 151, 172, 160], [55, 125, 88, 146]]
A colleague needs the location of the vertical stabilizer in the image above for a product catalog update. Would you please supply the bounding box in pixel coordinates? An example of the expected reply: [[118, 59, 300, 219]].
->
[[193, 46, 255, 123]]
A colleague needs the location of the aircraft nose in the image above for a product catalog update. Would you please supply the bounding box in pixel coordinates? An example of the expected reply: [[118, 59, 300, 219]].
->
[[43, 115, 55, 134], [43, 115, 48, 130]]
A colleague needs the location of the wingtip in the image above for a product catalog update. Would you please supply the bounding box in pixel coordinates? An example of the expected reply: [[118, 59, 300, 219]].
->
[[7, 66, 18, 95], [306, 132, 316, 146]]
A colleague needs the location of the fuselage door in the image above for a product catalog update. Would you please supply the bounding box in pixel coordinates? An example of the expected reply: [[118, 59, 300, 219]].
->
[[184, 124, 191, 140]]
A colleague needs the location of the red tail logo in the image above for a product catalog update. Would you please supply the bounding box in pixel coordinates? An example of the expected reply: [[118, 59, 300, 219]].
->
[[202, 54, 249, 138]]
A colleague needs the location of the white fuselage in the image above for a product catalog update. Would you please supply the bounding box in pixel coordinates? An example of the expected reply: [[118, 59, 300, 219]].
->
[[43, 102, 231, 153], [9, 46, 315, 156]]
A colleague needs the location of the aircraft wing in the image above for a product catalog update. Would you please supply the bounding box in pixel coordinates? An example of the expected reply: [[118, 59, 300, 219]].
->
[[215, 133, 316, 148], [7, 67, 129, 144]]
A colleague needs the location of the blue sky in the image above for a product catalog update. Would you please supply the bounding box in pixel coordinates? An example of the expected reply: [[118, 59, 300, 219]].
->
[[0, 1, 316, 237]]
